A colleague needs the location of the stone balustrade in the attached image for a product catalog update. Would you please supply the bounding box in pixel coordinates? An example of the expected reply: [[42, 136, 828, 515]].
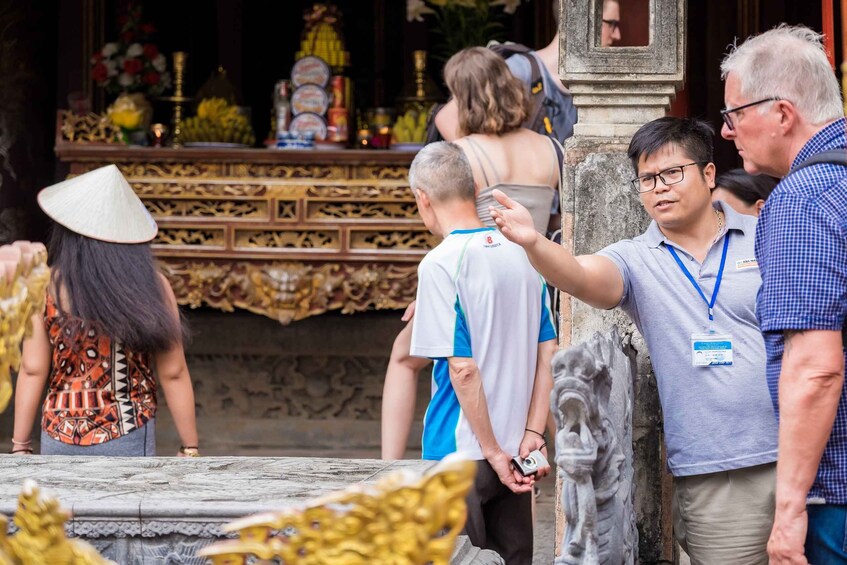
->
[[0, 456, 502, 564]]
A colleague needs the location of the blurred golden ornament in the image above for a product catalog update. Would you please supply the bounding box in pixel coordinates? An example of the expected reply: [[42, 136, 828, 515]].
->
[[0, 480, 114, 564], [199, 457, 477, 565]]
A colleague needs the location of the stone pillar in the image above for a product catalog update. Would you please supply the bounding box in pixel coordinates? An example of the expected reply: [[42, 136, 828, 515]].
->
[[556, 0, 686, 562]]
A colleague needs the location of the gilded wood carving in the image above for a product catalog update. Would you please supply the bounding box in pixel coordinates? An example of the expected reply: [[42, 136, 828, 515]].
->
[[160, 261, 419, 324], [56, 118, 425, 323]]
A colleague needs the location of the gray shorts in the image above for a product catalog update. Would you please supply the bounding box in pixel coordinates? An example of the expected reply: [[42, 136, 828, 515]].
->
[[40, 419, 156, 456], [673, 462, 775, 565]]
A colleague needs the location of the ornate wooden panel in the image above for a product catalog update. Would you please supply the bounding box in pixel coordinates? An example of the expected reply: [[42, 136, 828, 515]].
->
[[56, 116, 427, 323]]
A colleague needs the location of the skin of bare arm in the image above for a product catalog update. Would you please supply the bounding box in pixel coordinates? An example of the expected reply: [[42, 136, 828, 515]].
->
[[434, 99, 461, 141], [448, 356, 534, 494], [767, 329, 845, 564], [380, 318, 431, 459], [12, 313, 52, 454], [154, 275, 200, 457], [519, 338, 557, 479]]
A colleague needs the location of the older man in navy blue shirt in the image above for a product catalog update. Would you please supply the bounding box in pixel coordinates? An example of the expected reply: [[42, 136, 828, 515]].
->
[[722, 26, 847, 564]]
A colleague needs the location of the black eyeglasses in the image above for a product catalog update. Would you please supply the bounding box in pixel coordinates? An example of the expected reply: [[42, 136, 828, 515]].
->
[[720, 97, 782, 131], [602, 18, 620, 31], [630, 162, 704, 193]]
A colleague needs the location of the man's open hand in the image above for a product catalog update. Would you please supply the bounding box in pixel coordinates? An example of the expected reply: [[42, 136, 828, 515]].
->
[[490, 190, 538, 248]]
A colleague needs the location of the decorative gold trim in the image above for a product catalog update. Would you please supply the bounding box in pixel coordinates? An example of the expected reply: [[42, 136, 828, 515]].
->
[[306, 200, 419, 220], [154, 227, 226, 247], [234, 229, 340, 249], [349, 229, 437, 250], [160, 260, 419, 324], [143, 199, 270, 220], [59, 110, 121, 143]]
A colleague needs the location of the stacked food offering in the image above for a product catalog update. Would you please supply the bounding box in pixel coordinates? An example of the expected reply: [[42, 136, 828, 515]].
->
[[275, 3, 351, 149]]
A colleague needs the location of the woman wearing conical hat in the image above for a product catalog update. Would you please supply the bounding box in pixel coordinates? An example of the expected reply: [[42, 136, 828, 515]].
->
[[10, 165, 200, 457]]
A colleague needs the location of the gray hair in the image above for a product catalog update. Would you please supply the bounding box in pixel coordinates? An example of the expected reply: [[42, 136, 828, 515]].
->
[[720, 25, 844, 125], [408, 142, 475, 202]]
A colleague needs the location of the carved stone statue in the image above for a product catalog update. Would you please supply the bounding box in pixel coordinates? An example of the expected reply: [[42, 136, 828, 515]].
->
[[552, 329, 636, 564]]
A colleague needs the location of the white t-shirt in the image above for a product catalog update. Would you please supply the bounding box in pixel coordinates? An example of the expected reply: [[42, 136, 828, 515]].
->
[[410, 227, 556, 460]]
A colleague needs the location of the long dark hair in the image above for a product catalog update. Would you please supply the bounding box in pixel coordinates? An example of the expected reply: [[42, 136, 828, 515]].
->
[[48, 223, 185, 352]]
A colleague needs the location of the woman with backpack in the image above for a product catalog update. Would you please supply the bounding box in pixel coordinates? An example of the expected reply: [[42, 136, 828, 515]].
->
[[382, 46, 559, 460], [10, 165, 199, 457]]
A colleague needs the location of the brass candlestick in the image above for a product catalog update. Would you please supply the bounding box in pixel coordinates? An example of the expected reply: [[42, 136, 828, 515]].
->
[[159, 52, 192, 148], [171, 52, 187, 147], [413, 50, 427, 98]]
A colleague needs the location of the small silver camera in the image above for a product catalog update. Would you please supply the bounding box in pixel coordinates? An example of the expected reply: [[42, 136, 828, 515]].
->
[[511, 449, 549, 477]]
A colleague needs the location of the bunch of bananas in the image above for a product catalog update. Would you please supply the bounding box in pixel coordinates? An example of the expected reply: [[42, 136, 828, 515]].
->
[[391, 110, 428, 144], [181, 97, 256, 146]]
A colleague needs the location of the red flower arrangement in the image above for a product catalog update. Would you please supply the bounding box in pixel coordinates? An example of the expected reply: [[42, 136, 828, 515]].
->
[[90, 3, 171, 96]]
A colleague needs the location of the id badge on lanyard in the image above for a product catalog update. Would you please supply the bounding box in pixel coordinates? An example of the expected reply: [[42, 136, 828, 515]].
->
[[691, 333, 733, 366], [667, 233, 734, 368]]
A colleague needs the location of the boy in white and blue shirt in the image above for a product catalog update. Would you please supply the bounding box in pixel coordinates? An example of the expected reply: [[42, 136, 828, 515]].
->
[[407, 141, 556, 564]]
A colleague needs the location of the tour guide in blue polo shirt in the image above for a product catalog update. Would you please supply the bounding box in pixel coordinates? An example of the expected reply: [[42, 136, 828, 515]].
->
[[721, 25, 847, 564], [492, 116, 778, 563]]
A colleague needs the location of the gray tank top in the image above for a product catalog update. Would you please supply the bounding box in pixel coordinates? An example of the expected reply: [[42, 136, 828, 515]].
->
[[464, 136, 559, 233]]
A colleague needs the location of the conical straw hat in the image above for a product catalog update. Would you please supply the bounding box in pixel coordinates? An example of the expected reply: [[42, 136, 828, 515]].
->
[[37, 164, 158, 244]]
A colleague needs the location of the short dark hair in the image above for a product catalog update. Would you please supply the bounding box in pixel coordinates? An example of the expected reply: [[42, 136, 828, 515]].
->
[[714, 168, 778, 205], [627, 117, 715, 174]]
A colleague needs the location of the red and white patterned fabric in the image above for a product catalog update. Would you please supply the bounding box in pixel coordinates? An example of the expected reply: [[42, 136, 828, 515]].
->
[[41, 293, 157, 445]]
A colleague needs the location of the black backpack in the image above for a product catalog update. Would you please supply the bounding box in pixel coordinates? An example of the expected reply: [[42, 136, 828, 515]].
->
[[424, 43, 550, 144], [786, 149, 847, 348]]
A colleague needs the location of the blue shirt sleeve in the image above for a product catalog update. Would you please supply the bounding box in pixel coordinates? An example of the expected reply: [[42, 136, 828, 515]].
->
[[757, 193, 847, 332], [596, 241, 634, 310], [538, 281, 557, 342]]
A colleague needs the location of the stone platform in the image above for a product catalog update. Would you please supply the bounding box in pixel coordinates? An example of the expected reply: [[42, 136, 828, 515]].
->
[[0, 456, 500, 564]]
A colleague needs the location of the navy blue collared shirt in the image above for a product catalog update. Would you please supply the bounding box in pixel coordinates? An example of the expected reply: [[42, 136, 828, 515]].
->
[[755, 118, 847, 504]]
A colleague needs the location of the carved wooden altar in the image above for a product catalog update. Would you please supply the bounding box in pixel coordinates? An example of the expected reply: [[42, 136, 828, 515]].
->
[[56, 112, 432, 323]]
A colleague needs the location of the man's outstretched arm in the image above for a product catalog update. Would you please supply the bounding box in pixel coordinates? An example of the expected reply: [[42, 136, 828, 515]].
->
[[491, 189, 624, 309]]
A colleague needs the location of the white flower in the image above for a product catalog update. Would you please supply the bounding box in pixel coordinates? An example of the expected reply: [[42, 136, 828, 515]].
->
[[118, 72, 135, 87], [102, 43, 119, 57], [407, 0, 435, 22], [152, 53, 167, 72], [491, 0, 522, 14], [105, 59, 119, 77], [126, 43, 143, 58]]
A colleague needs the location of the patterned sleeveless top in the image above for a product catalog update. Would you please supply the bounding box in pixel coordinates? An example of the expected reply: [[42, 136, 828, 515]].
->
[[42, 293, 157, 445]]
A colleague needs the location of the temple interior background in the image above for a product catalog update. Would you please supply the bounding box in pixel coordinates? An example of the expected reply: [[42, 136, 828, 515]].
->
[[0, 0, 839, 459]]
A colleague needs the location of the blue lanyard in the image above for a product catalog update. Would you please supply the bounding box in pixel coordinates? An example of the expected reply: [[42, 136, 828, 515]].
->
[[667, 234, 730, 322]]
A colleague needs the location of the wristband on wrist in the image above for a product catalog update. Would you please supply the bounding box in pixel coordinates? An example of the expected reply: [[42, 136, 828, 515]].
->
[[10, 448, 33, 454], [11, 438, 32, 446], [525, 428, 545, 439], [179, 445, 200, 457]]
